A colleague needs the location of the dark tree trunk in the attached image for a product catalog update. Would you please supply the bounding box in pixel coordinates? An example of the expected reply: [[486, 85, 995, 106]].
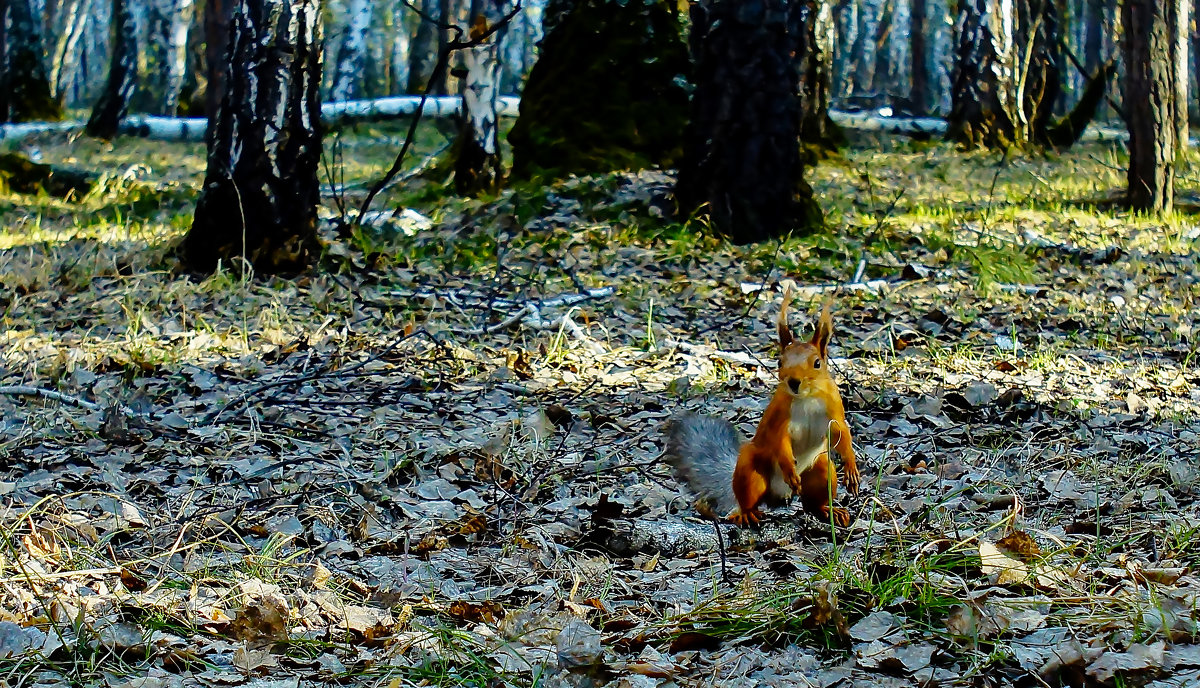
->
[[674, 0, 823, 243], [454, 5, 504, 195], [86, 0, 139, 139], [508, 0, 690, 180], [432, 0, 454, 95], [5, 0, 62, 121], [407, 0, 440, 93], [910, 0, 928, 114], [799, 0, 843, 151], [184, 0, 323, 274], [0, 0, 9, 122], [1017, 0, 1062, 140], [947, 0, 1015, 147], [1084, 0, 1104, 75], [1123, 0, 1175, 213], [204, 0, 235, 123]]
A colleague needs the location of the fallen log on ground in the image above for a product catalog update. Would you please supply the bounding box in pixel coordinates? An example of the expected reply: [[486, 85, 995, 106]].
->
[[0, 152, 95, 198]]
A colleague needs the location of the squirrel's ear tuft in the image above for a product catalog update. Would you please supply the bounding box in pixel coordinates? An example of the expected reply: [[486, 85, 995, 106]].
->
[[778, 284, 795, 350], [812, 301, 833, 359]]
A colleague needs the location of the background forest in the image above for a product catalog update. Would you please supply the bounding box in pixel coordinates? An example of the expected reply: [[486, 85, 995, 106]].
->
[[1, 0, 1199, 687]]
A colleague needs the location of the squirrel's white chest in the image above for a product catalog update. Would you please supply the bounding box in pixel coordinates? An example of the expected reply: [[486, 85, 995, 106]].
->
[[788, 396, 830, 473]]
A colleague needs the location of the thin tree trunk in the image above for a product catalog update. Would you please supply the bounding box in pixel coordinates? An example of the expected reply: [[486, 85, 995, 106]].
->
[[910, 0, 927, 114], [0, 0, 9, 122], [454, 7, 504, 194], [331, 0, 371, 101], [800, 0, 842, 149], [6, 0, 63, 121], [389, 1, 410, 95], [1123, 0, 1175, 213], [184, 0, 323, 274], [179, 0, 206, 113], [433, 0, 454, 95], [853, 0, 882, 96], [407, 0, 439, 93], [674, 0, 822, 243], [86, 0, 139, 138], [833, 0, 857, 100], [140, 0, 193, 113], [49, 0, 87, 101], [1168, 0, 1189, 149]]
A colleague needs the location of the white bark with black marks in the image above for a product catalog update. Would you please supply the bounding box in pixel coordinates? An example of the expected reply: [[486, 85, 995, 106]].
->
[[184, 0, 324, 273], [331, 0, 372, 101], [454, 9, 504, 194], [86, 0, 140, 138]]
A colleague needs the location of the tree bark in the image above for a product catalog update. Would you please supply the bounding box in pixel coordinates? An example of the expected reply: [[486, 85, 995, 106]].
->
[[48, 0, 89, 102], [389, 1, 411, 95], [204, 0, 235, 123], [947, 0, 1015, 147], [910, 0, 928, 114], [5, 0, 63, 121], [139, 0, 193, 114], [1123, 0, 1175, 213], [184, 0, 323, 274], [86, 0, 140, 139], [800, 0, 843, 150], [674, 0, 823, 243], [178, 0, 207, 114], [1168, 0, 1189, 149], [454, 9, 504, 194], [0, 0, 9, 122], [331, 0, 372, 101], [407, 0, 440, 93]]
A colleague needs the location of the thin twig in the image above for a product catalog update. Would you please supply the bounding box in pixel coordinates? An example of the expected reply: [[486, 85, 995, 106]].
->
[[0, 385, 148, 420]]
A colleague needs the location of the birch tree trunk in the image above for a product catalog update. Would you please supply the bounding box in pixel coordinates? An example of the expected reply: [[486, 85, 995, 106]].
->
[[184, 0, 323, 274], [884, 0, 911, 107], [800, 0, 842, 149], [331, 0, 371, 101], [49, 0, 89, 102], [947, 0, 1015, 147], [454, 9, 504, 194], [1123, 0, 1175, 213], [178, 0, 205, 113], [1168, 0, 1189, 149], [929, 0, 953, 113], [832, 0, 858, 100], [852, 0, 882, 96], [388, 1, 410, 95], [138, 0, 192, 114], [5, 0, 63, 121], [674, 0, 822, 243], [86, 0, 139, 138], [910, 0, 927, 113]]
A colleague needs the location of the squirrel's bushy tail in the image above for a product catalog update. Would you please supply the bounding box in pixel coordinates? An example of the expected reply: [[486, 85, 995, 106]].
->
[[662, 412, 743, 518]]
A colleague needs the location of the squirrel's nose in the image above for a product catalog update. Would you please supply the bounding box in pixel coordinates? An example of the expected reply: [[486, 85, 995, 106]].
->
[[787, 378, 801, 394]]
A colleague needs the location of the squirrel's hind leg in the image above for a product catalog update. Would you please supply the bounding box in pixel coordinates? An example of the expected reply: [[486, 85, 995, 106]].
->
[[800, 453, 851, 527]]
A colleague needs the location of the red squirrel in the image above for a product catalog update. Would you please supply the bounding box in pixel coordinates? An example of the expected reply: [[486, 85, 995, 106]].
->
[[664, 286, 861, 526]]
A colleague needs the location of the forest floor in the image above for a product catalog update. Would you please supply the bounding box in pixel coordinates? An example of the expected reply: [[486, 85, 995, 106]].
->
[[1, 122, 1199, 688]]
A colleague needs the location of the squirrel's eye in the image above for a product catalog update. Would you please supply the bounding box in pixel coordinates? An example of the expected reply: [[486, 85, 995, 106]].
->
[[813, 359, 822, 370]]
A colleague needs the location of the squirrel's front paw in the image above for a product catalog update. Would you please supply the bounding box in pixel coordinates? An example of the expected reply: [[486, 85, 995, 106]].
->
[[843, 464, 862, 495], [728, 509, 762, 527]]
